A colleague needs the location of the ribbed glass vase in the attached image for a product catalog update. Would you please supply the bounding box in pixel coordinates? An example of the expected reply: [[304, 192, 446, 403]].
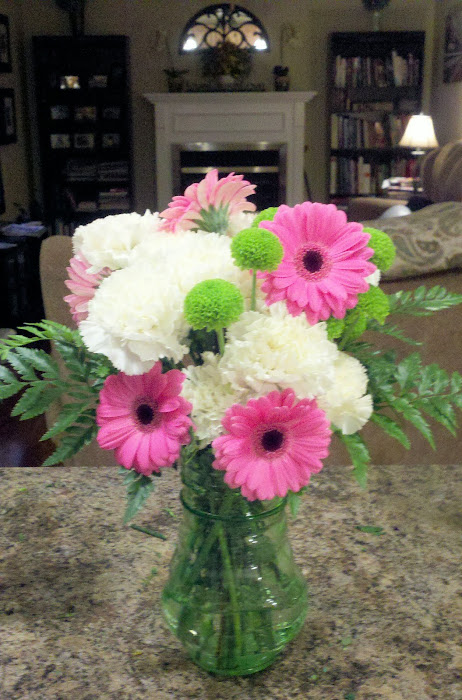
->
[[161, 449, 308, 676]]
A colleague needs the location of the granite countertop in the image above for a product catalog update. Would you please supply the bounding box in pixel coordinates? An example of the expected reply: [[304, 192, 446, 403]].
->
[[0, 464, 460, 700]]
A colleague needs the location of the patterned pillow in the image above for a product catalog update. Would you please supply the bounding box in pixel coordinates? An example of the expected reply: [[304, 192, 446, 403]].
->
[[362, 202, 462, 280]]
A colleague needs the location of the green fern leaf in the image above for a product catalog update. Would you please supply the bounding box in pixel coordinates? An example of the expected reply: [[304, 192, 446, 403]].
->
[[389, 285, 462, 316], [391, 397, 435, 448], [336, 432, 370, 488], [0, 381, 25, 400], [20, 385, 63, 420], [122, 472, 155, 523], [370, 413, 411, 449], [7, 353, 37, 381], [40, 401, 93, 441], [11, 384, 47, 417], [42, 423, 98, 466], [15, 347, 60, 378]]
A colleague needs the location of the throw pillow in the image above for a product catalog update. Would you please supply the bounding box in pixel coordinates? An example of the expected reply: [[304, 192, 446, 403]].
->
[[362, 202, 462, 280]]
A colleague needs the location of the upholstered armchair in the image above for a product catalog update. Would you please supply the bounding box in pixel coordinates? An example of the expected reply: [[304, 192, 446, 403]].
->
[[347, 140, 462, 222]]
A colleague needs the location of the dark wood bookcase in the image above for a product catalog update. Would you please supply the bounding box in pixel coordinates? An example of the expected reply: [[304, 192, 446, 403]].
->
[[327, 31, 425, 206], [33, 35, 133, 234]]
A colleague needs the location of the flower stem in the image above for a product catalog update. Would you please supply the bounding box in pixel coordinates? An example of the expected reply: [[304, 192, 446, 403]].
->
[[217, 523, 243, 655], [216, 327, 225, 355], [251, 271, 257, 311]]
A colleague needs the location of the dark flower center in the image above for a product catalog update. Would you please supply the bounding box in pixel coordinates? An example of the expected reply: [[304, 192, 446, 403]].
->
[[261, 429, 284, 452], [136, 403, 155, 425], [303, 249, 324, 273]]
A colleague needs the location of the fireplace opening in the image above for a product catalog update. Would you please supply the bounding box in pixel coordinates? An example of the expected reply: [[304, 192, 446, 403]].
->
[[172, 143, 287, 211]]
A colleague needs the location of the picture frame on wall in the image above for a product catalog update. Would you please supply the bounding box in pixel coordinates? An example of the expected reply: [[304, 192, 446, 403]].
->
[[0, 89, 16, 144], [444, 5, 462, 82], [0, 15, 11, 73]]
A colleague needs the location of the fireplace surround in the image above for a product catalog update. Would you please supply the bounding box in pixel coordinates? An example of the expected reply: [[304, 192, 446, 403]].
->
[[144, 91, 316, 210]]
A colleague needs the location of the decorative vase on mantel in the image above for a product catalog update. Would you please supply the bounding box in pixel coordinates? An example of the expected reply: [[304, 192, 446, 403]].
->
[[161, 451, 308, 676], [361, 0, 391, 32]]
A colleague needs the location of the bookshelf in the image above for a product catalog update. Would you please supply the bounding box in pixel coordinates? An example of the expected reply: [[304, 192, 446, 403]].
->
[[33, 35, 133, 234], [327, 31, 425, 206]]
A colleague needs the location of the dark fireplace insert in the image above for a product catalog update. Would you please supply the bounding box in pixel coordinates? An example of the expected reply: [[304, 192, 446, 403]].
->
[[172, 143, 287, 211]]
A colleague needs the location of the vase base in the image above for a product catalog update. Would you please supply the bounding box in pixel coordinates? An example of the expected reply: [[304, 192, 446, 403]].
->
[[162, 586, 308, 676]]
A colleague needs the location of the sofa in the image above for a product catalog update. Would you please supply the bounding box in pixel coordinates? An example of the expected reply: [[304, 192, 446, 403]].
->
[[347, 140, 462, 223], [40, 222, 462, 468]]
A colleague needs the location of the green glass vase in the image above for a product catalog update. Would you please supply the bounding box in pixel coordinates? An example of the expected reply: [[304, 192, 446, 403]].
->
[[161, 450, 308, 676]]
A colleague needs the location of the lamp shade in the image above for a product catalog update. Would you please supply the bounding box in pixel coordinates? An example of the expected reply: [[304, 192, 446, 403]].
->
[[399, 114, 439, 150]]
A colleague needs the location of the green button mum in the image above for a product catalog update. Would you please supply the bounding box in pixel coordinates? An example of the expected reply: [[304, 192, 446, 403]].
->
[[357, 285, 390, 324], [184, 279, 244, 332], [251, 207, 279, 228], [363, 227, 396, 272], [231, 227, 283, 272]]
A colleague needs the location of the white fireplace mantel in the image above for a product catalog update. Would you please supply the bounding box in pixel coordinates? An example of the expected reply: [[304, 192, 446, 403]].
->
[[144, 91, 317, 209]]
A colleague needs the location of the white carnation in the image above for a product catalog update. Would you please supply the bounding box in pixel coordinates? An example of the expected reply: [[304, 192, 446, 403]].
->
[[318, 353, 373, 434], [220, 302, 339, 398], [73, 210, 163, 272], [131, 229, 253, 301], [80, 262, 189, 374], [182, 353, 244, 443], [227, 211, 256, 237], [80, 230, 253, 374]]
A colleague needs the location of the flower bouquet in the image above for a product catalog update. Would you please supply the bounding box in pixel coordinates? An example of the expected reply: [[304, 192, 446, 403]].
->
[[1, 170, 462, 676]]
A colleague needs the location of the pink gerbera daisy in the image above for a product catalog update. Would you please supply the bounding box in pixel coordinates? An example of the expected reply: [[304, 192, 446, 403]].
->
[[64, 254, 110, 324], [96, 362, 193, 476], [212, 389, 332, 501], [260, 202, 376, 324], [160, 168, 257, 234]]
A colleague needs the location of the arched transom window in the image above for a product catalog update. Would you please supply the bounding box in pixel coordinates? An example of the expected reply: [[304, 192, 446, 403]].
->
[[180, 3, 270, 53]]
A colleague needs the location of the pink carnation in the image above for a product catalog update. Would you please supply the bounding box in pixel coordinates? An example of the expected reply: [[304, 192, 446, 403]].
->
[[96, 362, 193, 476], [64, 254, 110, 324], [160, 168, 257, 234], [212, 389, 332, 501], [260, 202, 376, 324]]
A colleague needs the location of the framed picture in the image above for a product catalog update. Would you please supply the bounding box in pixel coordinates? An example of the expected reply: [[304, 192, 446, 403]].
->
[[73, 132, 95, 149], [74, 105, 97, 121], [102, 132, 120, 149], [0, 89, 16, 144], [60, 75, 80, 90], [0, 15, 11, 73], [444, 5, 462, 82], [50, 105, 70, 120], [50, 133, 71, 149]]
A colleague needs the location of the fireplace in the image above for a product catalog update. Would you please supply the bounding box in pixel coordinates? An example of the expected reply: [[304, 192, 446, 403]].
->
[[172, 142, 287, 210], [144, 92, 316, 210]]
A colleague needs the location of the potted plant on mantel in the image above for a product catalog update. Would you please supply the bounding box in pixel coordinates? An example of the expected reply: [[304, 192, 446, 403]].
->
[[201, 41, 252, 90]]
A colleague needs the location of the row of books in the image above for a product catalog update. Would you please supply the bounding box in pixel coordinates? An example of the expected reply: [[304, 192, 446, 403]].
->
[[329, 156, 418, 196], [333, 52, 421, 90], [65, 187, 130, 212], [63, 159, 129, 182], [330, 114, 411, 149]]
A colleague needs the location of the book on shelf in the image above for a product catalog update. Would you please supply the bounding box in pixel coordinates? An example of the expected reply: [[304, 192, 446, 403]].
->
[[333, 52, 420, 90], [330, 156, 417, 197]]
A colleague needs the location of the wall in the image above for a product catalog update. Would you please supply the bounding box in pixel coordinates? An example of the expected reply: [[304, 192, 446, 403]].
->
[[0, 0, 66, 221], [84, 0, 437, 205], [0, 0, 442, 221], [431, 0, 462, 145], [0, 1, 31, 221]]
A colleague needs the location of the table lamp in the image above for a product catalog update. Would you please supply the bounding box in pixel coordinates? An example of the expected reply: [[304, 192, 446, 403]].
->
[[399, 114, 439, 191]]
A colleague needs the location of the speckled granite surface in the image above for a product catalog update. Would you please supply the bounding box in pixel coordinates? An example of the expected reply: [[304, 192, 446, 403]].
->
[[0, 464, 460, 700]]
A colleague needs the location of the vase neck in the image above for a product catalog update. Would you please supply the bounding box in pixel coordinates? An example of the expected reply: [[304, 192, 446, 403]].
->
[[180, 446, 284, 518]]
